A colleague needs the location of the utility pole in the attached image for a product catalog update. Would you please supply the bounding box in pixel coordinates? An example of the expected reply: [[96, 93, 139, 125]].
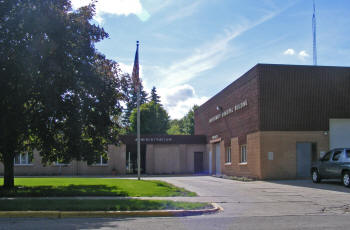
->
[[312, 0, 317, 65]]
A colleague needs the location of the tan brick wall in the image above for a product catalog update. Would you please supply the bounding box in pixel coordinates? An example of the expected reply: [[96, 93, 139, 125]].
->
[[260, 131, 329, 179], [147, 144, 206, 174], [219, 131, 329, 179], [0, 143, 207, 176], [0, 144, 125, 176], [221, 132, 261, 179]]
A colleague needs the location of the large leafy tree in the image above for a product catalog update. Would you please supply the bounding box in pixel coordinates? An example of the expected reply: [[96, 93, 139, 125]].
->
[[167, 105, 198, 135], [167, 119, 183, 135], [0, 0, 122, 188], [129, 101, 169, 134]]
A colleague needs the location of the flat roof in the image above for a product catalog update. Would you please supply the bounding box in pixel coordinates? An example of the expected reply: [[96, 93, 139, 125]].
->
[[120, 135, 207, 145]]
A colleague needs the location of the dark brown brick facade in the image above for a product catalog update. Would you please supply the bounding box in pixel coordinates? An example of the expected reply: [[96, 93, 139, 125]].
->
[[195, 64, 350, 142], [258, 64, 350, 131], [195, 65, 260, 145]]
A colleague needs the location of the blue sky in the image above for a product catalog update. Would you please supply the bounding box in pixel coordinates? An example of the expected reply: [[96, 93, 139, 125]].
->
[[72, 0, 350, 119]]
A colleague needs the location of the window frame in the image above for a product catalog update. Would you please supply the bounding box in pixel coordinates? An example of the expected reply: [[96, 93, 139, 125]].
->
[[91, 155, 108, 166], [225, 146, 231, 164], [240, 145, 247, 163], [14, 153, 33, 166]]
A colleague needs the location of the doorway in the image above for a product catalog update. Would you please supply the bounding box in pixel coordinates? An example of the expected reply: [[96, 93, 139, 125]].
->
[[194, 152, 204, 173], [215, 143, 221, 175], [296, 142, 316, 178], [126, 144, 146, 174]]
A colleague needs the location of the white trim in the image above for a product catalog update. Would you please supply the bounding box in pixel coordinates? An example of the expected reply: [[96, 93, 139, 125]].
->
[[91, 155, 108, 166], [240, 145, 247, 163], [239, 162, 248, 166], [224, 162, 232, 166]]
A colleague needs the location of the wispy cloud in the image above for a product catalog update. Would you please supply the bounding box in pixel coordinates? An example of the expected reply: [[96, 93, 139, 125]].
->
[[165, 1, 201, 23], [71, 0, 150, 23], [298, 50, 309, 60], [156, 5, 293, 88], [284, 48, 295, 55]]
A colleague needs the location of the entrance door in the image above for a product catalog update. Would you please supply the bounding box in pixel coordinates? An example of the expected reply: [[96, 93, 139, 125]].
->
[[125, 144, 146, 174], [194, 152, 203, 173], [215, 143, 221, 175], [296, 142, 312, 178]]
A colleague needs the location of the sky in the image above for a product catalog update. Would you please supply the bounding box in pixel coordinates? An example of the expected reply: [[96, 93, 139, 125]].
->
[[71, 0, 350, 119]]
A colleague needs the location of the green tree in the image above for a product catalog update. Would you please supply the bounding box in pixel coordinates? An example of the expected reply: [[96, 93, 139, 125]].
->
[[150, 86, 161, 105], [167, 119, 183, 135], [182, 105, 199, 135], [120, 73, 148, 128], [167, 105, 198, 135], [130, 101, 169, 134], [0, 0, 122, 188]]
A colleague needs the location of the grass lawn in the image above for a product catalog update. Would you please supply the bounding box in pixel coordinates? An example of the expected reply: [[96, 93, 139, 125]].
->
[[0, 178, 196, 197], [0, 199, 210, 211]]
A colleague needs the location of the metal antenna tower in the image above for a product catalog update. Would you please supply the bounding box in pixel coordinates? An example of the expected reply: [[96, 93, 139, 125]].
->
[[312, 0, 317, 65]]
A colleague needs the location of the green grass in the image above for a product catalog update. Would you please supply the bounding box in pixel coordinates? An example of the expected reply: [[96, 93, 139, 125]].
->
[[0, 178, 196, 197], [0, 199, 210, 211]]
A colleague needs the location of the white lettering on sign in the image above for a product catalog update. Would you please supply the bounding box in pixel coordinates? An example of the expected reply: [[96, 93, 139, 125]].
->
[[208, 99, 248, 123], [135, 138, 173, 142]]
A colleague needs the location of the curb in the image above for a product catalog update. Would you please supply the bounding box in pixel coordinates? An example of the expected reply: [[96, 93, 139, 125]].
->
[[0, 203, 222, 218]]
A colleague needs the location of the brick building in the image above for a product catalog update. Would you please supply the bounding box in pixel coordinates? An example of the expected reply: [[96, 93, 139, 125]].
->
[[0, 135, 208, 176], [195, 64, 350, 179], [2, 63, 350, 178]]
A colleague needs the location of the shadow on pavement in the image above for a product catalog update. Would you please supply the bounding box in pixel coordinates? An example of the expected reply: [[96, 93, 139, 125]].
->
[[265, 179, 350, 193], [0, 217, 135, 230]]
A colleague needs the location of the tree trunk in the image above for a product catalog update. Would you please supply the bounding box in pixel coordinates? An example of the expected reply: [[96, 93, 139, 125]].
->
[[3, 154, 15, 189]]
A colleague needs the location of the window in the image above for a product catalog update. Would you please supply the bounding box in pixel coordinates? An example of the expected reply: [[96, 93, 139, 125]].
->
[[332, 151, 343, 161], [321, 151, 332, 162], [346, 150, 350, 158], [14, 153, 33, 165], [92, 155, 108, 166], [225, 146, 231, 163], [240, 145, 247, 163]]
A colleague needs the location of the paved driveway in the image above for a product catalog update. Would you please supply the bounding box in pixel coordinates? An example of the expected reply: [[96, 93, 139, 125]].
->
[[1, 176, 350, 230], [143, 176, 350, 217]]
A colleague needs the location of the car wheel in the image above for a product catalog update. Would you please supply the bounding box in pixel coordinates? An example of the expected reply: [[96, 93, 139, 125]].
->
[[312, 169, 321, 183], [342, 172, 350, 187]]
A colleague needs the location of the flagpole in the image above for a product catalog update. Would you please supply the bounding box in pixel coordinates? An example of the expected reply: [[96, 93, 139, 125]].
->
[[136, 41, 141, 181]]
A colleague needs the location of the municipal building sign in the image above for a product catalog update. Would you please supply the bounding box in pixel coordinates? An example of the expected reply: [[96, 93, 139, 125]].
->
[[209, 99, 248, 123]]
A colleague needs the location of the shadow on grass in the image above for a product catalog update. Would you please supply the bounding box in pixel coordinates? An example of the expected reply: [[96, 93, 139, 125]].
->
[[0, 185, 129, 197]]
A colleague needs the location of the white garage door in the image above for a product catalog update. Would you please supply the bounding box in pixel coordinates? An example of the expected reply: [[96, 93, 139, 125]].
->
[[330, 119, 350, 149]]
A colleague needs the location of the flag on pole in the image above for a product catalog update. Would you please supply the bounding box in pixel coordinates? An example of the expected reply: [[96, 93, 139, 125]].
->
[[132, 41, 140, 91]]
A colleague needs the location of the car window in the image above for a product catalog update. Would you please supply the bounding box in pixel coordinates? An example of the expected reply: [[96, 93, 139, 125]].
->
[[332, 151, 342, 161], [346, 150, 350, 158], [321, 151, 332, 162]]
